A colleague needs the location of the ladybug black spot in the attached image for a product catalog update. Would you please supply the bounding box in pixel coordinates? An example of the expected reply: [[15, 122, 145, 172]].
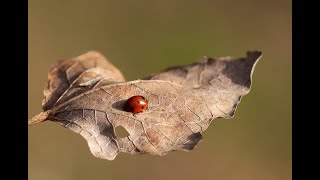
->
[[141, 106, 144, 109]]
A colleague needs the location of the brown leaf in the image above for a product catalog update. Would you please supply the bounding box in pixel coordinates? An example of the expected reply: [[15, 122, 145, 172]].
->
[[29, 50, 262, 160]]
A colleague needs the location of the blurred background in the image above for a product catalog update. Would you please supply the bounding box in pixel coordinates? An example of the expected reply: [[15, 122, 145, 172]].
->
[[28, 0, 291, 180]]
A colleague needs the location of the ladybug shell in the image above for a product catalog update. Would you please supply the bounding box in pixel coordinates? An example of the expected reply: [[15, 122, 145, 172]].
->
[[124, 96, 148, 113]]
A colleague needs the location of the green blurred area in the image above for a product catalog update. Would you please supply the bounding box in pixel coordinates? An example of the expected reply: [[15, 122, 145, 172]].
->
[[28, 0, 291, 180]]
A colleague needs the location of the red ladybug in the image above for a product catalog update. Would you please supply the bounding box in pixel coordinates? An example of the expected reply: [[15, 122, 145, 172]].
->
[[124, 96, 148, 113]]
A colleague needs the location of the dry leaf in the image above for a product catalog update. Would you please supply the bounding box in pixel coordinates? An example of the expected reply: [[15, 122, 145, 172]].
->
[[29, 50, 262, 160]]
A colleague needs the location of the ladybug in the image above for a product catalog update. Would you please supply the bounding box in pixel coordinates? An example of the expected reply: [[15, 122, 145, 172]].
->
[[124, 95, 148, 113]]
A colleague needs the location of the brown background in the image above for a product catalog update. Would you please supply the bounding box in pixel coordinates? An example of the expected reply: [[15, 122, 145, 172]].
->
[[28, 0, 292, 179]]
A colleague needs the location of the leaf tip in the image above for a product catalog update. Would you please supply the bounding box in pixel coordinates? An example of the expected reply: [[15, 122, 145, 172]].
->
[[246, 50, 263, 63], [246, 50, 262, 83]]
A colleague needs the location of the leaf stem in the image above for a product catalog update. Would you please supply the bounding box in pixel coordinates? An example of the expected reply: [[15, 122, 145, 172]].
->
[[28, 111, 50, 126]]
